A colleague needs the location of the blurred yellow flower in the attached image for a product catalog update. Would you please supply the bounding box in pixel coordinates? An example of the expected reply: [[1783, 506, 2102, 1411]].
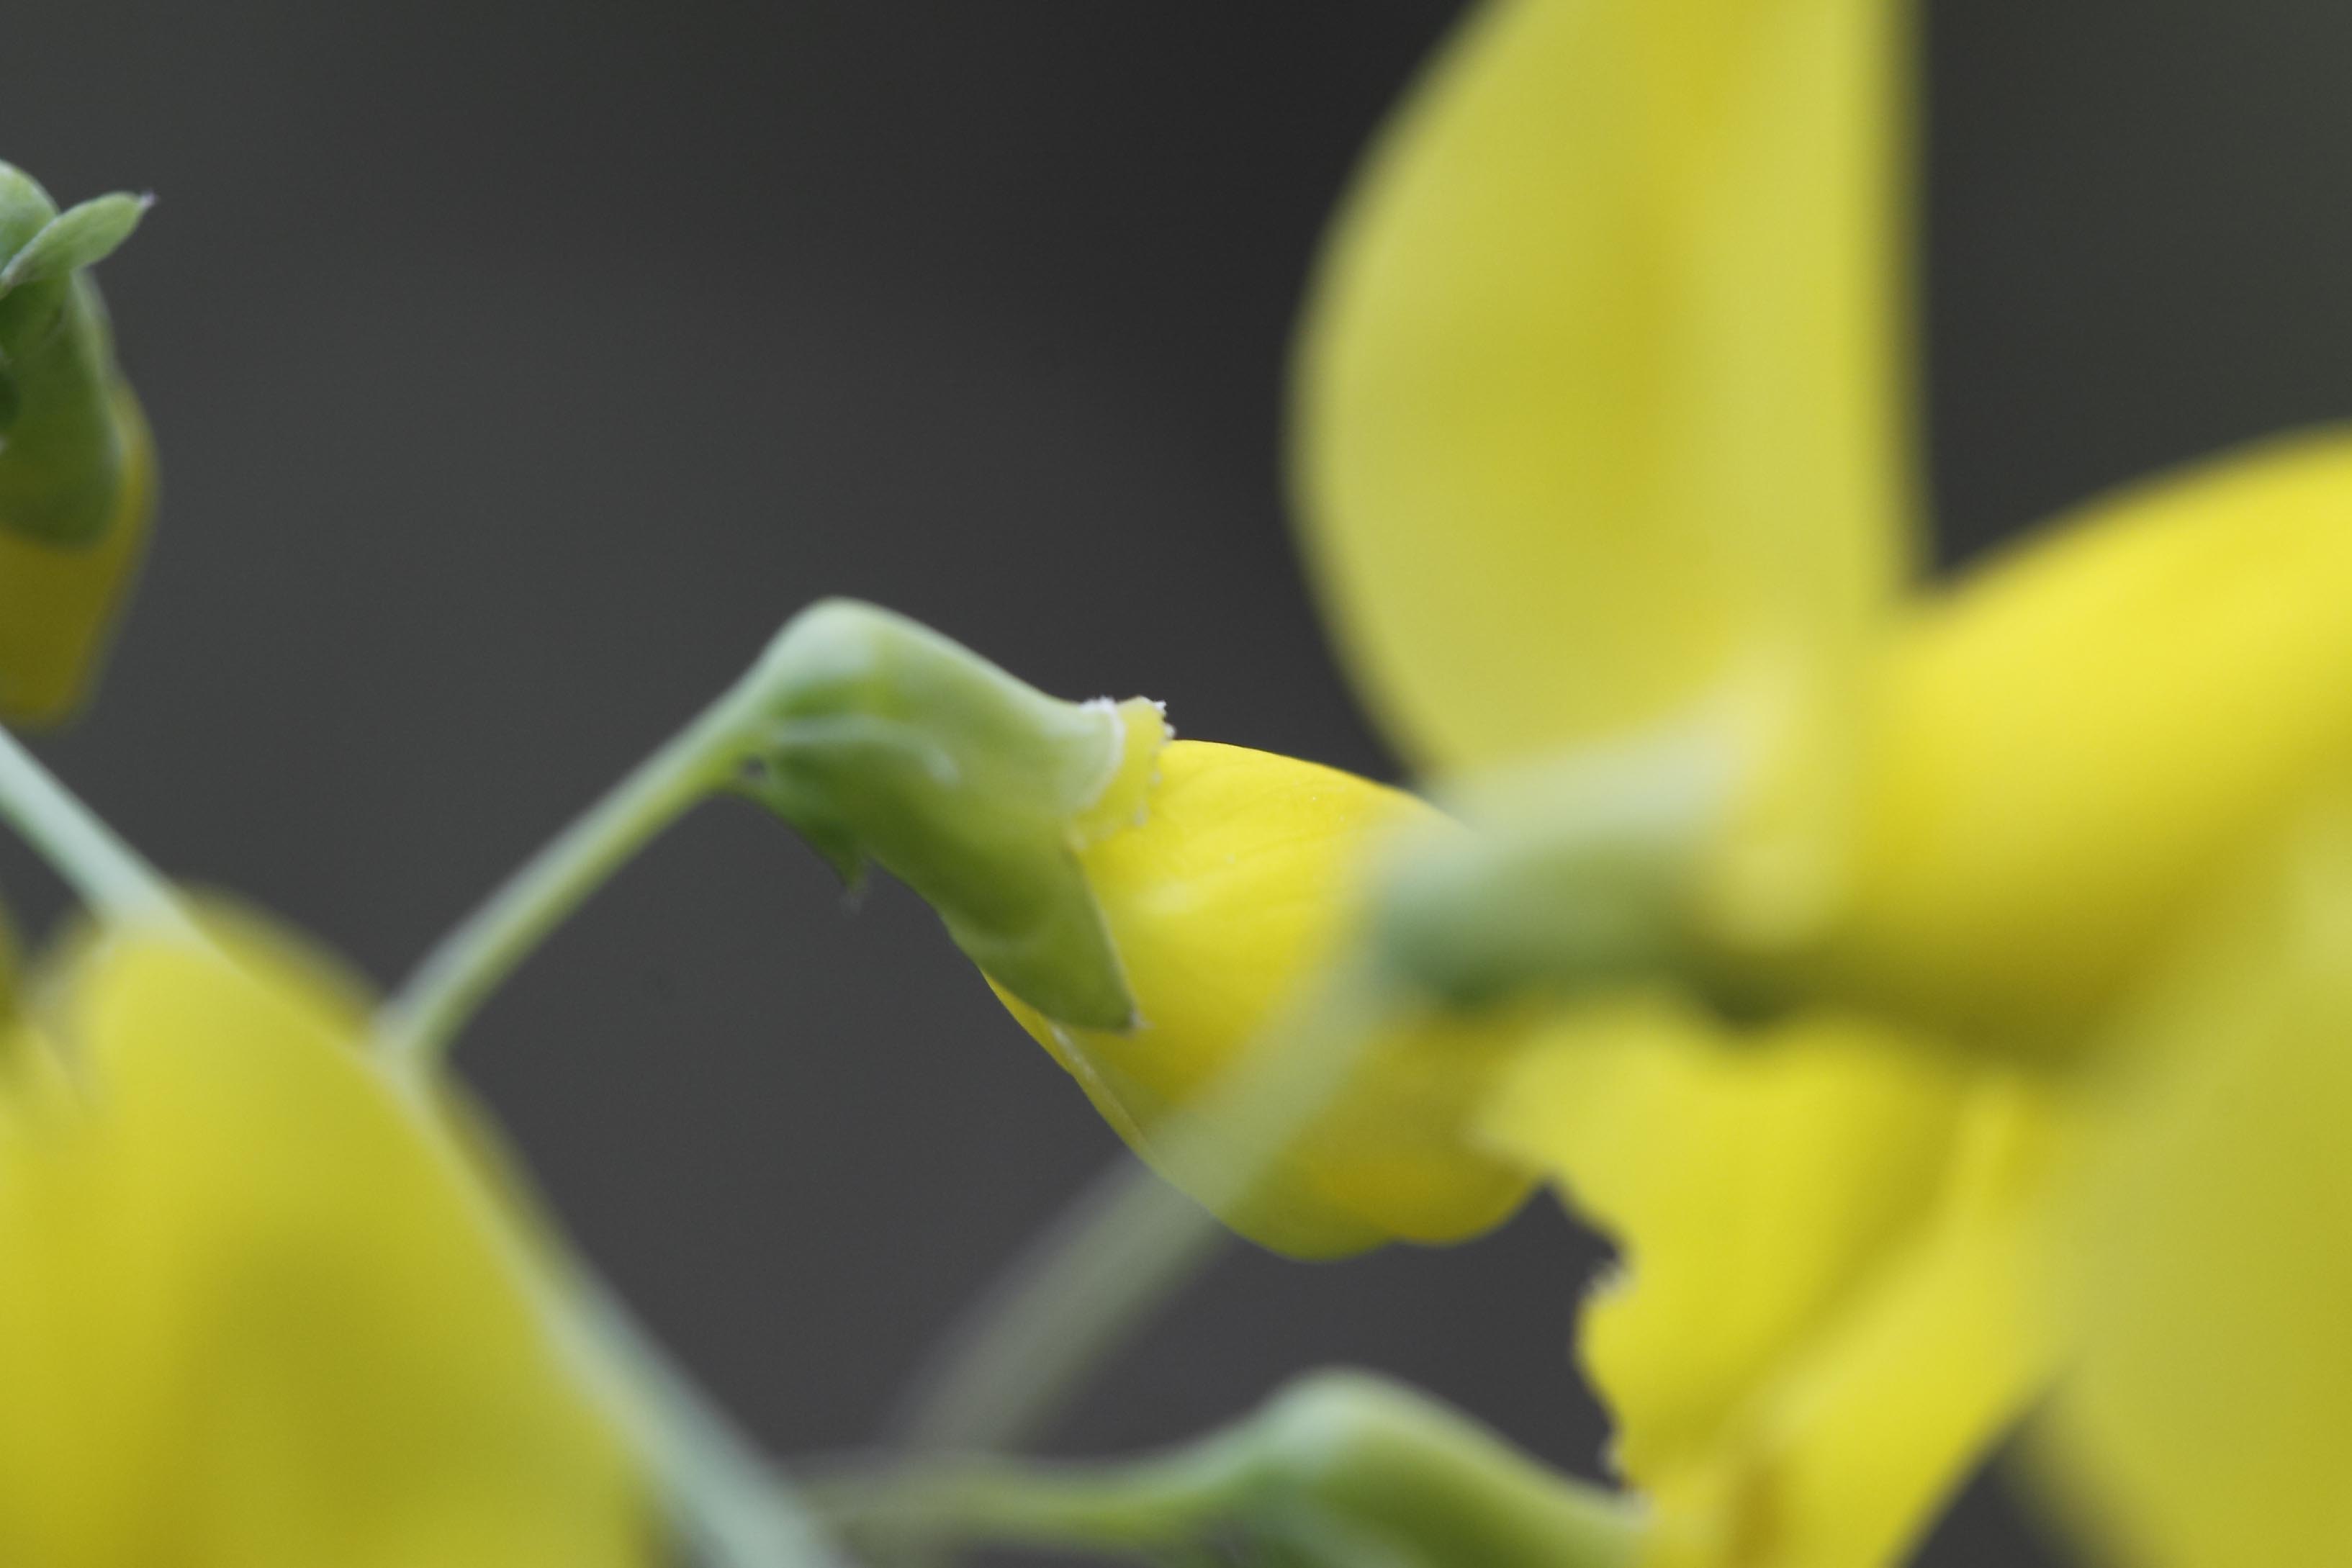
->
[[0, 914, 645, 1567], [1287, 0, 2352, 1564], [2029, 796, 2352, 1568]]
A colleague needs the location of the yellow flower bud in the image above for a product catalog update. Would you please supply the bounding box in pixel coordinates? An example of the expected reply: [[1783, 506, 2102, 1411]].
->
[[988, 740, 1536, 1259]]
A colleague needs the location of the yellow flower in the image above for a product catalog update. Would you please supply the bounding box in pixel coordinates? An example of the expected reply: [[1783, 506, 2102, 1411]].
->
[[0, 912, 644, 1567], [1284, 0, 2352, 1563]]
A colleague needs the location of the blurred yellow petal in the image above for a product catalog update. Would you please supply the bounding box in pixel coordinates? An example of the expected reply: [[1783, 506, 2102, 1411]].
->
[[1485, 1007, 2066, 1568], [0, 386, 155, 726], [2035, 798, 2352, 1568], [1815, 428, 2352, 1042], [1292, 0, 1912, 780], [0, 916, 644, 1567], [992, 739, 1537, 1258]]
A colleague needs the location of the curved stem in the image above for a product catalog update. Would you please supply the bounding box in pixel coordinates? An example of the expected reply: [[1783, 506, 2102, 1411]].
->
[[378, 682, 763, 1071], [893, 960, 1400, 1453], [0, 724, 197, 935], [826, 1371, 1642, 1568], [365, 670, 853, 1565]]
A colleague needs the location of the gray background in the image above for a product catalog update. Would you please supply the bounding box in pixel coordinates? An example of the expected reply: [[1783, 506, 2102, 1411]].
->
[[13, 2, 2352, 1561]]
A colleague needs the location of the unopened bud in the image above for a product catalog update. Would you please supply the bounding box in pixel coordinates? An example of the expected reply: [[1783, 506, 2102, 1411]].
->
[[0, 162, 156, 725]]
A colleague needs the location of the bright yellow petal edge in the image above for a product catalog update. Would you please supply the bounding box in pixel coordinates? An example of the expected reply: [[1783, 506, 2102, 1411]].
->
[[1482, 1006, 2071, 1568], [1291, 0, 1914, 785], [0, 910, 646, 1567]]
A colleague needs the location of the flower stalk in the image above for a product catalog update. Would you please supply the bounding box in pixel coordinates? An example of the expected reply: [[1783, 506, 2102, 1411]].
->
[[831, 1370, 1641, 1568], [0, 723, 194, 936]]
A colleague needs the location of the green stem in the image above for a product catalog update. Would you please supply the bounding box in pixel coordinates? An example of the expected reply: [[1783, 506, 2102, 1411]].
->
[[824, 1371, 1644, 1567], [0, 724, 197, 935], [816, 1450, 1235, 1558], [894, 961, 1400, 1453], [378, 682, 764, 1070], [366, 671, 855, 1565]]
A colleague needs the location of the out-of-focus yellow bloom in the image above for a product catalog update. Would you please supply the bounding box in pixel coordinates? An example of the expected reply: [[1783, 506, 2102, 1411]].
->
[[991, 740, 1533, 1258], [0, 914, 644, 1567], [1484, 1010, 2066, 1568], [1812, 432, 2352, 1043], [1294, 0, 1909, 950], [1284, 0, 2352, 1563]]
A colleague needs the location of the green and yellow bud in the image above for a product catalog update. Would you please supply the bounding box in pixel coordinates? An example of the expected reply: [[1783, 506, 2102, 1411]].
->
[[0, 162, 156, 725], [747, 602, 1533, 1258]]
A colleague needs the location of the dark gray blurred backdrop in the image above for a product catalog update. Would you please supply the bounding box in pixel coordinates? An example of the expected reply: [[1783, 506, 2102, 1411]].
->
[[12, 4, 2352, 1562]]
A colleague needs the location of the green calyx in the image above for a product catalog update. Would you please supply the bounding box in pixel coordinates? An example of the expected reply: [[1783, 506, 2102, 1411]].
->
[[739, 598, 1167, 1031], [0, 162, 150, 549]]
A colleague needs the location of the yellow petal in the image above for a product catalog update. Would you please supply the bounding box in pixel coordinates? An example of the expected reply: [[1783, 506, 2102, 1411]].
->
[[991, 740, 1536, 1258], [0, 385, 155, 726], [0, 915, 645, 1567], [1815, 428, 2352, 1042], [1292, 0, 1912, 779], [2035, 797, 2352, 1568], [1484, 1006, 2065, 1568]]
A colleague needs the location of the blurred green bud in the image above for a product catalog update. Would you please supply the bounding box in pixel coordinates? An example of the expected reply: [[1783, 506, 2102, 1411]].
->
[[742, 598, 1166, 1030], [0, 191, 148, 293], [0, 161, 156, 726]]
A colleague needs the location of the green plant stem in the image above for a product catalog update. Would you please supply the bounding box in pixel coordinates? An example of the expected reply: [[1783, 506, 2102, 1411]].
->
[[824, 1371, 1644, 1567], [379, 682, 765, 1070], [0, 724, 196, 934], [817, 1448, 1240, 1557], [894, 961, 1401, 1454], [363, 672, 858, 1566]]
